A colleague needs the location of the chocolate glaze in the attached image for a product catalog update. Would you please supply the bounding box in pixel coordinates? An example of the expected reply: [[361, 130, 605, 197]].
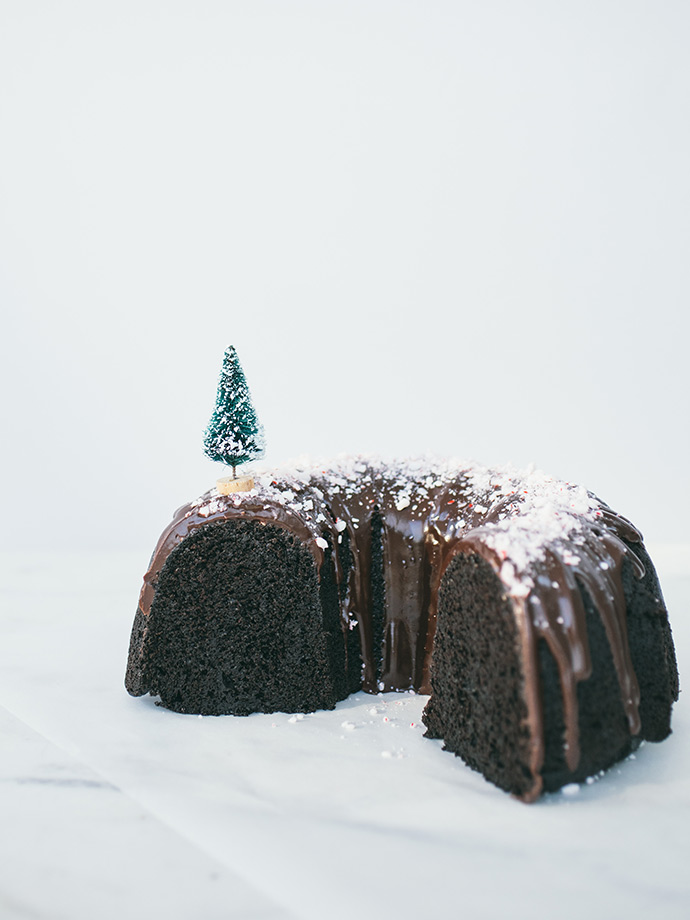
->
[[127, 459, 648, 801]]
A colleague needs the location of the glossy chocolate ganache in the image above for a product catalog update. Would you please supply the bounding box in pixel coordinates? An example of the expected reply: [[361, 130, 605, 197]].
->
[[126, 456, 678, 801]]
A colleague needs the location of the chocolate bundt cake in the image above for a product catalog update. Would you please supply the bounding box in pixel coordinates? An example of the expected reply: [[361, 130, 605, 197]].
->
[[125, 457, 678, 801]]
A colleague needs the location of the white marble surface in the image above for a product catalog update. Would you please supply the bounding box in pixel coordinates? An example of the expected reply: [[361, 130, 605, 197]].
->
[[1, 550, 689, 920]]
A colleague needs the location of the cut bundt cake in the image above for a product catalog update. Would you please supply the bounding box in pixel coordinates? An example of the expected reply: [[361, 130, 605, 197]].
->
[[125, 457, 678, 801]]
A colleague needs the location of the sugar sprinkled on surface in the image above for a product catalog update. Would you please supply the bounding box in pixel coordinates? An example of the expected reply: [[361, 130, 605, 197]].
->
[[191, 455, 613, 599]]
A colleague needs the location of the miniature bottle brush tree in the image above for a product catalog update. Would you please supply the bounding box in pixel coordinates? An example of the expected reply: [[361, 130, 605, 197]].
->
[[204, 346, 265, 491]]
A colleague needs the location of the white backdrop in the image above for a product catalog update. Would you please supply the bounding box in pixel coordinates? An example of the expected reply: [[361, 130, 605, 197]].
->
[[2, 0, 689, 553]]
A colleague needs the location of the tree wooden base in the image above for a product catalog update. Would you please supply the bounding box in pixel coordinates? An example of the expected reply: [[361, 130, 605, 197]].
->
[[216, 475, 255, 494]]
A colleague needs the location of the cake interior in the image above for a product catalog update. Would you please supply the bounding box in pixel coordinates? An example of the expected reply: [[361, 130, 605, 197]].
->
[[422, 551, 534, 797], [141, 520, 345, 716]]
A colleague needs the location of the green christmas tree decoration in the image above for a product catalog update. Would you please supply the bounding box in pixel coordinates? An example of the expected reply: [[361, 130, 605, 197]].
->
[[203, 346, 266, 477]]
